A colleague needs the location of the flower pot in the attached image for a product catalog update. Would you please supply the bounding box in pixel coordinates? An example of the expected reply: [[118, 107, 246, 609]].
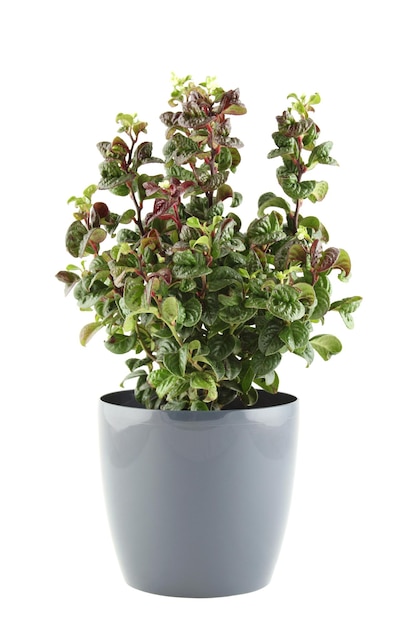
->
[[99, 389, 299, 597]]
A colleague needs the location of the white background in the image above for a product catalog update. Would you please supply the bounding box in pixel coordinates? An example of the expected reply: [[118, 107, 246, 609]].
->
[[1, 1, 416, 624]]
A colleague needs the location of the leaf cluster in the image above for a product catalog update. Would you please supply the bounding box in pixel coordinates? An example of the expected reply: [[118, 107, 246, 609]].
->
[[57, 78, 362, 410]]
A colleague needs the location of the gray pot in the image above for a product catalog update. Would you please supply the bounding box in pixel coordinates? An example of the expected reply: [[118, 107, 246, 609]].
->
[[99, 390, 299, 597]]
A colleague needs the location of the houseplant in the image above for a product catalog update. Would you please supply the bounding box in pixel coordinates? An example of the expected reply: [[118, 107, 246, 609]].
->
[[57, 75, 361, 597]]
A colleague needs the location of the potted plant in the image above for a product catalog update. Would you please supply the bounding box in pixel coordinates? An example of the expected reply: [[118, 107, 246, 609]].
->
[[57, 75, 361, 597]]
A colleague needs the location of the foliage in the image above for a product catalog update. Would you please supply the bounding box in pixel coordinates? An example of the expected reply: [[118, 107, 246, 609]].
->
[[57, 77, 362, 410]]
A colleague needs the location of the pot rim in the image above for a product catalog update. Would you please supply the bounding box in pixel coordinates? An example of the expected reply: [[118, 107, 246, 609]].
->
[[100, 390, 298, 424]]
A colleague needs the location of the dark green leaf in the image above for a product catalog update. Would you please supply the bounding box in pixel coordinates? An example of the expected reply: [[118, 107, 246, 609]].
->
[[181, 298, 202, 327], [97, 141, 111, 157], [65, 221, 88, 257], [218, 306, 255, 325], [73, 280, 109, 309], [240, 362, 255, 394], [207, 266, 243, 291], [258, 322, 285, 355], [267, 285, 305, 322], [105, 332, 136, 354], [307, 141, 338, 168], [247, 211, 284, 245], [216, 147, 233, 171], [209, 334, 236, 360], [279, 320, 310, 351], [279, 174, 316, 200], [311, 285, 330, 319], [257, 193, 291, 217], [251, 351, 282, 377], [204, 357, 225, 381], [163, 345, 188, 377], [230, 191, 243, 208], [172, 249, 211, 279], [224, 355, 242, 380]]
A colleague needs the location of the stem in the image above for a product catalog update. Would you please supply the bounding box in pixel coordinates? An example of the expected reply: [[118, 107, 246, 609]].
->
[[293, 198, 302, 232], [293, 137, 304, 232], [206, 123, 217, 208], [127, 183, 145, 235]]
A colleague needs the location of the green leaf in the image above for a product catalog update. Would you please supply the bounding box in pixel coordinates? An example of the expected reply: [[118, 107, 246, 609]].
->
[[73, 280, 109, 309], [267, 285, 305, 322], [257, 193, 291, 217], [299, 216, 320, 231], [161, 296, 179, 324], [79, 322, 102, 346], [191, 401, 209, 411], [334, 249, 352, 278], [254, 371, 279, 394], [163, 134, 200, 165], [209, 334, 236, 360], [230, 191, 243, 208], [120, 209, 136, 224], [124, 277, 145, 311], [148, 369, 182, 399], [105, 332, 136, 354], [308, 93, 321, 105], [279, 320, 310, 352], [163, 345, 188, 377], [307, 141, 338, 168], [294, 342, 315, 366], [293, 282, 317, 307], [186, 216, 201, 228], [190, 372, 218, 402], [216, 147, 233, 171], [240, 362, 255, 394], [310, 334, 342, 360], [65, 221, 88, 257], [330, 296, 362, 328], [308, 181, 329, 203], [269, 134, 296, 157]]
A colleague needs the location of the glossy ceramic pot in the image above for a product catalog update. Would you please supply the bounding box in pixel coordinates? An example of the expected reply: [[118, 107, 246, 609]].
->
[[99, 389, 299, 597]]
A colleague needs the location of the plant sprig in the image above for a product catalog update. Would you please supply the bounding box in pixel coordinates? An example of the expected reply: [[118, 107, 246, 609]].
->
[[57, 77, 362, 410]]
